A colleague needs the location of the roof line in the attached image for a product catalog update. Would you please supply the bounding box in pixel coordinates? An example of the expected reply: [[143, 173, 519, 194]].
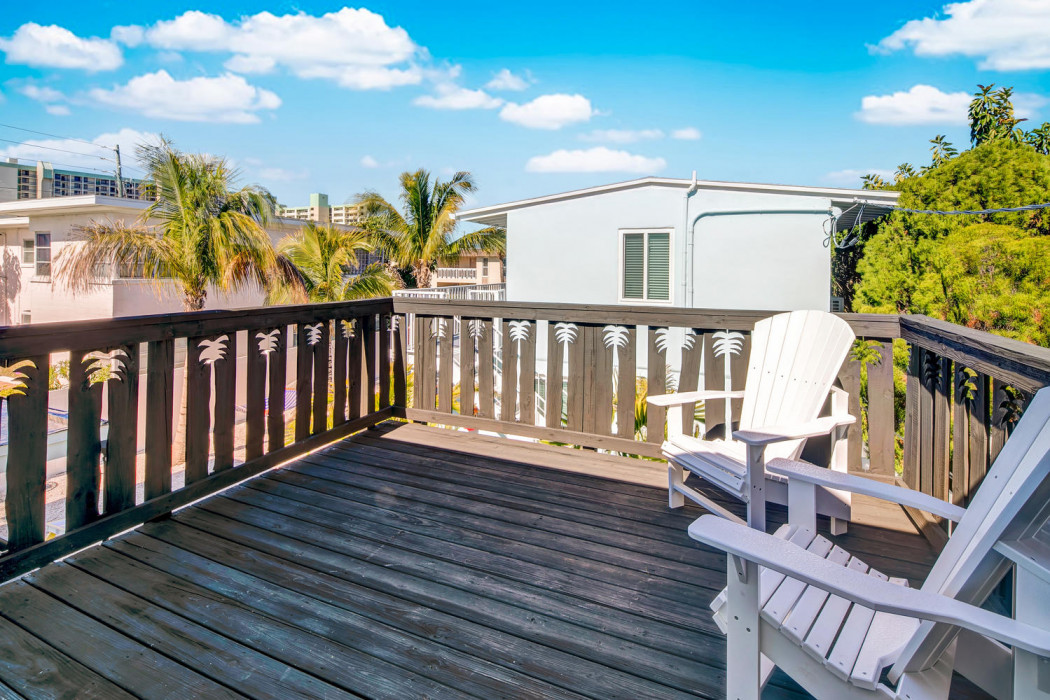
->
[[457, 176, 900, 221]]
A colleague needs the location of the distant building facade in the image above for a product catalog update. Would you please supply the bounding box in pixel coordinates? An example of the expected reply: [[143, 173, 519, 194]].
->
[[0, 159, 147, 203], [279, 192, 384, 273]]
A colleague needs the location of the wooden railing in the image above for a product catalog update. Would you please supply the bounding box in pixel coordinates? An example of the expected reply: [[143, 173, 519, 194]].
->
[[392, 298, 1050, 542], [3, 297, 1048, 578], [0, 298, 400, 580]]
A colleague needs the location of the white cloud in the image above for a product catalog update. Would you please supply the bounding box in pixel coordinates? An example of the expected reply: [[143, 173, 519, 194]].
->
[[45, 104, 71, 117], [671, 127, 702, 140], [526, 147, 666, 174], [89, 71, 281, 123], [241, 158, 308, 182], [855, 85, 970, 125], [360, 155, 380, 168], [110, 25, 144, 47], [20, 85, 65, 103], [413, 84, 503, 110], [486, 68, 531, 91], [0, 128, 158, 171], [500, 94, 595, 130], [875, 0, 1050, 70], [129, 9, 421, 90], [823, 168, 895, 187], [580, 128, 664, 144], [0, 23, 122, 71]]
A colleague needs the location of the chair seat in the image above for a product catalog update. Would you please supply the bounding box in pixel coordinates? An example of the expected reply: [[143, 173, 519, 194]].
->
[[710, 524, 918, 691], [664, 435, 788, 499]]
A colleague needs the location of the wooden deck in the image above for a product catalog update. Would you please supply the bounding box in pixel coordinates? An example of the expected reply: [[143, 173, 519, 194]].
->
[[0, 422, 986, 699]]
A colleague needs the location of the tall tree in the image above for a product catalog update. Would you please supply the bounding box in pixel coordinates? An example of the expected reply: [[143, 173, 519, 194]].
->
[[356, 169, 505, 288], [55, 138, 301, 463], [268, 222, 396, 303]]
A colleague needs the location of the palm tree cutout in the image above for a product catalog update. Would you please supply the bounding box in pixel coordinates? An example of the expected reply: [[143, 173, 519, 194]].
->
[[256, 329, 281, 355], [468, 319, 485, 340], [603, 325, 631, 433], [654, 327, 696, 355], [431, 317, 447, 340], [83, 349, 130, 384], [0, 360, 34, 396], [711, 330, 745, 437], [508, 321, 532, 419], [304, 324, 324, 346], [340, 320, 355, 340], [554, 322, 578, 348], [198, 335, 230, 365]]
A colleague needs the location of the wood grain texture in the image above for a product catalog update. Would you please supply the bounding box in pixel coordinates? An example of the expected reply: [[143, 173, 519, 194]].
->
[[393, 314, 407, 408], [460, 318, 476, 417], [379, 314, 391, 410], [363, 314, 377, 416], [500, 320, 516, 422], [519, 321, 537, 424], [951, 365, 970, 506], [678, 330, 702, 437], [311, 321, 330, 436], [5, 354, 48, 550], [615, 326, 637, 439], [477, 319, 494, 419], [866, 341, 896, 476], [267, 326, 288, 453], [646, 329, 667, 444], [145, 340, 174, 500], [185, 338, 212, 484], [245, 329, 268, 460], [566, 325, 585, 432], [66, 352, 103, 529], [437, 318, 453, 414], [294, 324, 313, 441], [967, 373, 990, 500], [212, 332, 237, 472], [105, 343, 140, 513], [546, 322, 564, 428]]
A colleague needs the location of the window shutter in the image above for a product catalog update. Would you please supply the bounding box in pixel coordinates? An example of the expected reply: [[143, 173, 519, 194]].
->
[[646, 232, 670, 301], [622, 233, 645, 299]]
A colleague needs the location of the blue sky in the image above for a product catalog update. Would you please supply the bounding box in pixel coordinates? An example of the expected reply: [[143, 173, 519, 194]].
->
[[1, 0, 1049, 209]]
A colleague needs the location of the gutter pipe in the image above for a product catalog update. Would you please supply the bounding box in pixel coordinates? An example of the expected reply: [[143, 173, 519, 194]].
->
[[686, 207, 834, 307], [680, 170, 699, 305]]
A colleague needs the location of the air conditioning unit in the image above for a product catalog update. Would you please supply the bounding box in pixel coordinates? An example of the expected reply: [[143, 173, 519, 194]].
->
[[830, 296, 845, 313]]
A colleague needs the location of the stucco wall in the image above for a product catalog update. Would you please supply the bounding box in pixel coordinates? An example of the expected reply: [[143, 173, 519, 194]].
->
[[505, 184, 832, 311]]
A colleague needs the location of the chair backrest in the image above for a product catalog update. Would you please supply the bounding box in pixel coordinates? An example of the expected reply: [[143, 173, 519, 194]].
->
[[737, 310, 855, 460], [891, 387, 1050, 676]]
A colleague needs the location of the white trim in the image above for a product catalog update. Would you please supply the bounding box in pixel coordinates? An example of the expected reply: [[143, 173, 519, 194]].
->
[[457, 176, 900, 226], [618, 227, 674, 305], [0, 195, 150, 216]]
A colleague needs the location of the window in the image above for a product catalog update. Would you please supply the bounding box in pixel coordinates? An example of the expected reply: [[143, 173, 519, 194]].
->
[[621, 229, 671, 302], [21, 239, 34, 265], [20, 311, 30, 325], [34, 233, 51, 278]]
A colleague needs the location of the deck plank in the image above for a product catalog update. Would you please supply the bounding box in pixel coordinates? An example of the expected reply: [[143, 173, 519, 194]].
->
[[0, 420, 984, 700]]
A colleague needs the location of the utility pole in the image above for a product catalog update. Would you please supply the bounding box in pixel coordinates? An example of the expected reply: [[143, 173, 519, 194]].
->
[[114, 145, 126, 198]]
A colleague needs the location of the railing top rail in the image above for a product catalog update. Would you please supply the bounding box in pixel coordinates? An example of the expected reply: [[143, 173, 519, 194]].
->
[[390, 298, 901, 338], [0, 297, 394, 358], [901, 314, 1050, 392]]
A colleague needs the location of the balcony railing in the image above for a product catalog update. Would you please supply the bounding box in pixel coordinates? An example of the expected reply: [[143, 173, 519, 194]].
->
[[1, 297, 1048, 579], [393, 283, 506, 301], [434, 267, 478, 281]]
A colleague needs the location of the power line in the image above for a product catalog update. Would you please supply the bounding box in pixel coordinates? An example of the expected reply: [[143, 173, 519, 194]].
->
[[0, 122, 108, 149], [0, 137, 113, 161], [894, 202, 1050, 215]]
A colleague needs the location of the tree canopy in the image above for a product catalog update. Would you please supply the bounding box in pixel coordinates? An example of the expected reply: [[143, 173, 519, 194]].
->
[[843, 86, 1050, 346]]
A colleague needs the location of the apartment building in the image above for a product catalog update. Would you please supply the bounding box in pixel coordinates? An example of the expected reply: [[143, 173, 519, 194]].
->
[[279, 192, 384, 272], [432, 253, 504, 287], [279, 192, 362, 226], [0, 196, 302, 326], [0, 159, 147, 203]]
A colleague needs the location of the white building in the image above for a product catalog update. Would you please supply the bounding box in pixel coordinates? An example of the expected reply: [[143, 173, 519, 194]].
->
[[457, 176, 899, 311], [0, 196, 300, 326], [278, 192, 362, 226], [0, 159, 147, 203]]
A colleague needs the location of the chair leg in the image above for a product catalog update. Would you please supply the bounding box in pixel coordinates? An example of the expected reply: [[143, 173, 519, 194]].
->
[[830, 518, 848, 536], [745, 444, 766, 532], [726, 554, 762, 700], [668, 464, 686, 508]]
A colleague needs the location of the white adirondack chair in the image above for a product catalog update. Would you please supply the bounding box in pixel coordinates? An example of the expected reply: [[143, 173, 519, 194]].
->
[[691, 386, 1050, 700], [648, 310, 856, 532]]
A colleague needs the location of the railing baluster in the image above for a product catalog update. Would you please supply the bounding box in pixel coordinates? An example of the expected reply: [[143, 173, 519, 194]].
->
[[185, 336, 212, 484], [679, 329, 702, 437], [294, 324, 313, 441], [393, 314, 407, 408], [566, 324, 585, 432], [66, 351, 103, 529], [615, 326, 637, 439], [379, 314, 391, 410], [967, 372, 990, 501], [212, 332, 237, 470], [500, 320, 516, 422], [145, 339, 174, 499], [902, 344, 921, 490], [332, 321, 349, 426], [646, 328, 666, 444], [104, 343, 139, 512], [951, 364, 971, 506], [245, 328, 268, 460], [476, 319, 494, 419], [348, 318, 364, 420], [460, 317, 476, 417], [364, 314, 377, 414], [311, 320, 330, 435], [866, 341, 895, 476], [5, 355, 48, 550], [932, 356, 951, 503], [438, 317, 453, 414], [989, 379, 1011, 464], [545, 321, 564, 428], [266, 326, 287, 452]]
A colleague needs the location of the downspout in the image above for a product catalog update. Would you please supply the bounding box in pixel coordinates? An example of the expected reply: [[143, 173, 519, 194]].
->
[[686, 207, 834, 307], [680, 170, 699, 305]]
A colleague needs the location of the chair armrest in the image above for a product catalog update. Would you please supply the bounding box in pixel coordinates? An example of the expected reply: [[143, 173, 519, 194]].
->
[[766, 459, 966, 522], [647, 390, 745, 407], [733, 414, 856, 446], [689, 515, 1050, 658]]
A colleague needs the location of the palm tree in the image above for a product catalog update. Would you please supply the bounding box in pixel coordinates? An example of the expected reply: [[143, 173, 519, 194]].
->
[[356, 169, 505, 289], [268, 222, 396, 304], [55, 138, 301, 463]]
